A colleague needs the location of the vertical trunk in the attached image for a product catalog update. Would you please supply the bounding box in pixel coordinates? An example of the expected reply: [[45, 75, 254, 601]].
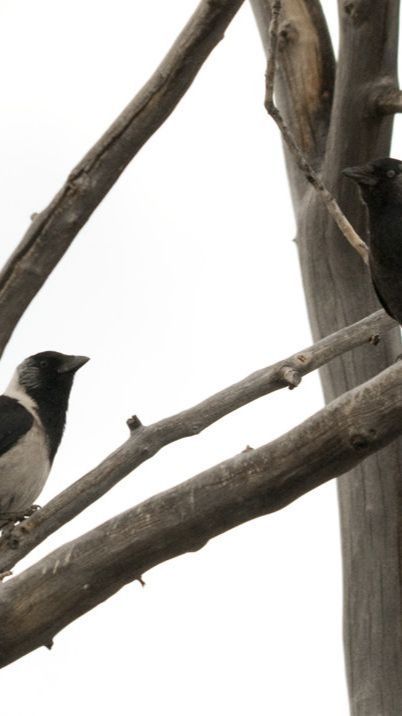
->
[[250, 1, 402, 713]]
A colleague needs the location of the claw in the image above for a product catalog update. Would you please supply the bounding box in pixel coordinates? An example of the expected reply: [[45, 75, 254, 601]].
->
[[23, 504, 41, 518], [0, 504, 42, 543], [0, 503, 41, 526]]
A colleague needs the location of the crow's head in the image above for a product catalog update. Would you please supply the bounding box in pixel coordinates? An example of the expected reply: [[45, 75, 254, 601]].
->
[[343, 158, 402, 208]]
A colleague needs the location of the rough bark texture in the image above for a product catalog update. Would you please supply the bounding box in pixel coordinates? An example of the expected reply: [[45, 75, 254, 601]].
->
[[0, 308, 392, 575], [250, 1, 402, 713], [2, 359, 402, 668], [0, 0, 245, 358], [0, 0, 401, 702]]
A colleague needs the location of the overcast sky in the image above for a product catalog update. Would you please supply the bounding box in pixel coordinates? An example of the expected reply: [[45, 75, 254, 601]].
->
[[1, 2, 401, 714]]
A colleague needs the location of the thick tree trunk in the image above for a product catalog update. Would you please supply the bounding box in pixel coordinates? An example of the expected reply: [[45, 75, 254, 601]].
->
[[251, 1, 402, 713]]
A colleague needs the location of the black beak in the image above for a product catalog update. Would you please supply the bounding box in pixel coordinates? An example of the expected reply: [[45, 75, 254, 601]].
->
[[342, 165, 378, 187], [57, 354, 90, 374]]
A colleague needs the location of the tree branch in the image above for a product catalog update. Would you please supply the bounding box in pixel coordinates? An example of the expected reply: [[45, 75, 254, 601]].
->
[[0, 0, 245, 358], [2, 355, 402, 667], [264, 0, 369, 264], [0, 308, 394, 573]]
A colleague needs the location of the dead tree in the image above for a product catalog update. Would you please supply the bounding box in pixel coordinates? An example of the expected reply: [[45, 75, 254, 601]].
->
[[250, 1, 402, 713], [0, 2, 401, 714]]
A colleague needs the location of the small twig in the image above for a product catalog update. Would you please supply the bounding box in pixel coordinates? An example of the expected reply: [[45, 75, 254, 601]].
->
[[373, 87, 402, 116], [242, 445, 254, 453], [127, 415, 143, 433], [265, 0, 369, 265], [279, 365, 301, 389]]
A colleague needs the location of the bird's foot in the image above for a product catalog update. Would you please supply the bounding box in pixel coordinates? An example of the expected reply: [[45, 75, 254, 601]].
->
[[0, 520, 19, 548], [0, 504, 41, 525], [22, 504, 41, 518], [0, 504, 41, 544], [0, 570, 12, 582]]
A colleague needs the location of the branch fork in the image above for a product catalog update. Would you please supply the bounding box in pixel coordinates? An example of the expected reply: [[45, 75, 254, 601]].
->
[[265, 0, 369, 265]]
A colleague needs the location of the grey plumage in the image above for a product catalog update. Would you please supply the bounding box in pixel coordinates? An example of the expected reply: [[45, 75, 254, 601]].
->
[[0, 351, 88, 526]]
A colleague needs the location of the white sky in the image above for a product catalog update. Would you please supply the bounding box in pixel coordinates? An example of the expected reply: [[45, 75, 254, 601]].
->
[[0, 1, 401, 714]]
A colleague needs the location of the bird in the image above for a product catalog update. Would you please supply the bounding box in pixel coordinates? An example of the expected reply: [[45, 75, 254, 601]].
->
[[0, 351, 88, 527], [342, 157, 402, 324]]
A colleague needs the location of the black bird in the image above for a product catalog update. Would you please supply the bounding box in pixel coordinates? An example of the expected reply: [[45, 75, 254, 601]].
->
[[343, 157, 402, 324], [0, 351, 88, 525]]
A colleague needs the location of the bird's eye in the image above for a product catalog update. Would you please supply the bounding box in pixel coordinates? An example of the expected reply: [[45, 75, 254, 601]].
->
[[39, 360, 47, 368], [387, 169, 396, 178]]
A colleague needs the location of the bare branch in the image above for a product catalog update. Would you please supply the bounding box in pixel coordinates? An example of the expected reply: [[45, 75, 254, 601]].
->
[[2, 356, 402, 667], [0, 0, 245, 358], [264, 0, 369, 264], [0, 308, 394, 574]]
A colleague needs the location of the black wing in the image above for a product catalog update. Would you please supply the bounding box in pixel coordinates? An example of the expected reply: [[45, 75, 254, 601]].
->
[[371, 278, 400, 322], [0, 396, 33, 457]]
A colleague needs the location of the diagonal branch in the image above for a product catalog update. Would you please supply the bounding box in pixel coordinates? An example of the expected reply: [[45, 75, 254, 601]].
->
[[264, 0, 369, 264], [0, 308, 394, 573], [0, 0, 245, 358], [2, 354, 402, 667]]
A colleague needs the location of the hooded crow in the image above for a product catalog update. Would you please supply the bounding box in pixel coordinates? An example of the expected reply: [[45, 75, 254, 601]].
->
[[343, 157, 402, 324], [0, 351, 88, 526]]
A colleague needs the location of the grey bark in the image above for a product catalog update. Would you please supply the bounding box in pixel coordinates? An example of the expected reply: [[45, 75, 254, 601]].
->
[[0, 0, 400, 701], [250, 1, 402, 713], [2, 358, 402, 668], [0, 308, 392, 575]]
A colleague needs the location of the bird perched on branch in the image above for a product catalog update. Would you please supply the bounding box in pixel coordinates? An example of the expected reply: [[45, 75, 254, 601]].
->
[[0, 351, 88, 528], [343, 157, 402, 324]]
